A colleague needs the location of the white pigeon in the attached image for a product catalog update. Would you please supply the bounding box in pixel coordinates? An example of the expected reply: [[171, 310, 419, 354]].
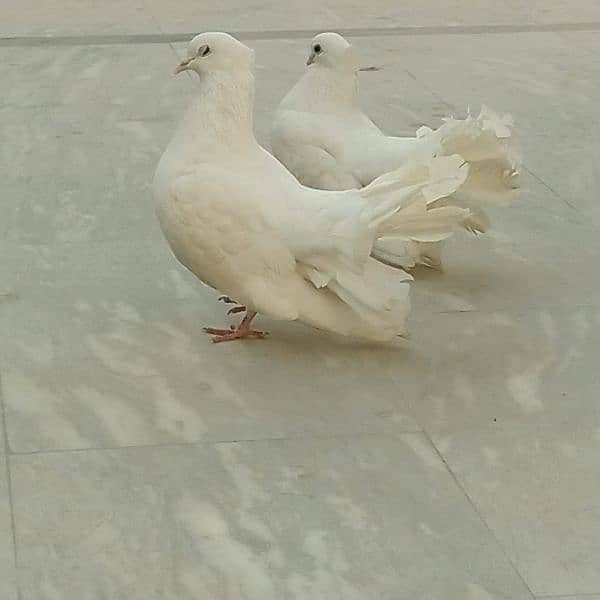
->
[[153, 32, 470, 343], [271, 32, 521, 269]]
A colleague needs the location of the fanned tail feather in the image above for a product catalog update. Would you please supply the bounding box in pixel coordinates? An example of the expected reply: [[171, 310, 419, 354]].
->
[[297, 154, 472, 339], [370, 204, 470, 270], [357, 155, 471, 269], [381, 204, 470, 242], [420, 106, 521, 209], [326, 258, 413, 338]]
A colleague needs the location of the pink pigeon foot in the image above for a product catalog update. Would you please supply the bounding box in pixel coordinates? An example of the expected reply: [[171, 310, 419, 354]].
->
[[203, 312, 268, 343], [203, 325, 236, 336]]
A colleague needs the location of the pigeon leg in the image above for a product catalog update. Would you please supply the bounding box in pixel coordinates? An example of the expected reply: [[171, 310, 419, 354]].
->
[[227, 305, 246, 314], [218, 295, 246, 313], [203, 311, 268, 343]]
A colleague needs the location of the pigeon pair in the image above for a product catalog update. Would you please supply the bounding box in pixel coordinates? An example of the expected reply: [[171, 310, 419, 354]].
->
[[153, 32, 520, 344]]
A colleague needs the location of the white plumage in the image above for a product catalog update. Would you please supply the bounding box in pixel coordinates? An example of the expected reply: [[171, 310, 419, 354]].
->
[[154, 33, 469, 343], [271, 32, 521, 269]]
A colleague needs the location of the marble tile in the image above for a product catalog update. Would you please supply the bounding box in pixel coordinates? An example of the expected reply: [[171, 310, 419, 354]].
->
[[406, 303, 600, 435], [66, 39, 600, 306], [436, 421, 600, 596], [11, 434, 532, 599], [0, 44, 185, 113], [0, 44, 188, 245], [1, 39, 443, 243], [503, 0, 600, 24], [144, 0, 600, 34], [370, 32, 600, 219], [145, 0, 521, 34], [541, 597, 600, 600], [0, 238, 424, 452], [0, 407, 5, 453], [407, 172, 600, 315], [4, 0, 598, 38], [262, 33, 595, 225], [4, 228, 598, 453], [0, 0, 159, 36], [0, 459, 17, 600], [1, 31, 598, 457], [1, 3, 599, 600], [559, 31, 600, 54], [6, 36, 594, 248], [257, 34, 600, 229]]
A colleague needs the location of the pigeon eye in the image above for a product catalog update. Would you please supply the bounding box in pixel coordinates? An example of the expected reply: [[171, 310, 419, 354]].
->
[[198, 45, 210, 57], [313, 44, 322, 53]]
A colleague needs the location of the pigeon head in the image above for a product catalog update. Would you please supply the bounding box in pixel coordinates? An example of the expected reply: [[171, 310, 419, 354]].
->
[[306, 32, 358, 71], [174, 32, 255, 76]]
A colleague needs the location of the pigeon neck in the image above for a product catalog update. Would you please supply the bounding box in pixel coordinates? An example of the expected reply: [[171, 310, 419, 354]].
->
[[299, 65, 359, 113], [181, 70, 256, 147]]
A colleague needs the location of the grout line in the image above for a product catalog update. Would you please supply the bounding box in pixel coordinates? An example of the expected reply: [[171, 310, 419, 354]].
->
[[398, 43, 579, 218], [0, 374, 21, 598], [403, 62, 538, 598], [522, 164, 578, 211], [403, 68, 455, 111], [420, 428, 537, 599], [535, 595, 600, 599], [400, 77, 579, 218], [7, 428, 422, 457], [8, 437, 287, 457], [391, 39, 580, 218], [2, 21, 600, 47]]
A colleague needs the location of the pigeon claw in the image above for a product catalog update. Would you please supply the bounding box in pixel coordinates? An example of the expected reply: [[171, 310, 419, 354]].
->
[[210, 329, 269, 344], [203, 326, 236, 336], [227, 305, 246, 315], [203, 311, 268, 343]]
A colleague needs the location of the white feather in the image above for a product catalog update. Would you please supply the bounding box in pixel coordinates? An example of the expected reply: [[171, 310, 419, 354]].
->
[[271, 32, 522, 268], [154, 33, 468, 341]]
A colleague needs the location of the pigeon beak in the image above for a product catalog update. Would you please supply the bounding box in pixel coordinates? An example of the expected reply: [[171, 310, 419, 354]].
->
[[173, 58, 193, 75], [306, 52, 316, 66]]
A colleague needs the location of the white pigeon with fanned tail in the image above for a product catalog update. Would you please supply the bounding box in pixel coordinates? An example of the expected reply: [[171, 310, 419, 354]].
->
[[271, 32, 521, 269], [154, 33, 469, 343]]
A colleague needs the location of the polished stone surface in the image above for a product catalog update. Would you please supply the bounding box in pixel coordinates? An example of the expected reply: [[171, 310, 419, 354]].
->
[[11, 435, 532, 600], [0, 457, 17, 600], [1, 1, 600, 598], [0, 240, 423, 453], [436, 420, 600, 596], [7, 0, 600, 37], [547, 597, 600, 600]]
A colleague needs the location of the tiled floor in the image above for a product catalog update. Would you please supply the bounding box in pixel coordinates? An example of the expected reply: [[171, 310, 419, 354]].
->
[[1, 2, 600, 598]]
